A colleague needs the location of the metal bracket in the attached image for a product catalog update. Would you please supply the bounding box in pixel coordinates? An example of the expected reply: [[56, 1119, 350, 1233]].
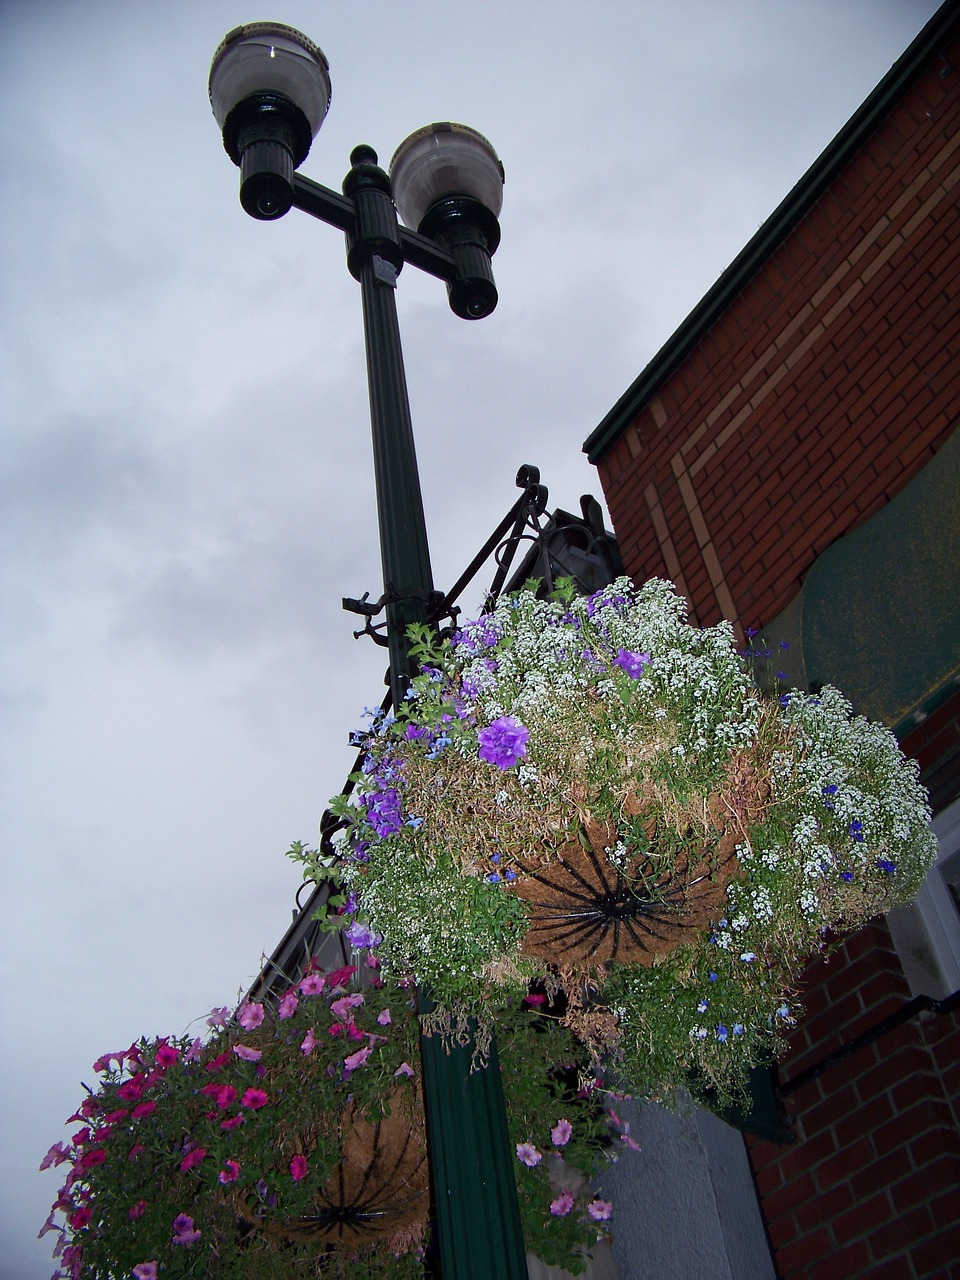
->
[[343, 585, 455, 645]]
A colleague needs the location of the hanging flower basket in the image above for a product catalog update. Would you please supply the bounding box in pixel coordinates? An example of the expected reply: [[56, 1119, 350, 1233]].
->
[[42, 967, 631, 1278], [41, 966, 430, 1280], [300, 577, 936, 1105]]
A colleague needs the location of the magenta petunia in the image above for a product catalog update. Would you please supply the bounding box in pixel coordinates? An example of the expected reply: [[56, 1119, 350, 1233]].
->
[[131, 1101, 157, 1120], [550, 1191, 575, 1217], [241, 1088, 269, 1110], [76, 1148, 107, 1171], [154, 1043, 179, 1069], [221, 1114, 245, 1131], [324, 965, 357, 989], [179, 1147, 207, 1172], [478, 716, 529, 769], [289, 1154, 308, 1182], [201, 1083, 238, 1110], [129, 1201, 147, 1220], [218, 1160, 241, 1185]]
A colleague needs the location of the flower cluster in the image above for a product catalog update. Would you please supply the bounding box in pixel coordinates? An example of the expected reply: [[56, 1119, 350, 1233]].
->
[[295, 577, 935, 1107], [42, 973, 628, 1277], [40, 964, 427, 1280]]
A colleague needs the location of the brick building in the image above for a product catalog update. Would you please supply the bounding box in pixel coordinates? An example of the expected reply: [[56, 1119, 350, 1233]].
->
[[584, 3, 960, 1277]]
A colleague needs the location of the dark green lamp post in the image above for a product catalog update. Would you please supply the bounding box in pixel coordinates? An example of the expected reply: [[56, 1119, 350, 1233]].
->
[[209, 23, 527, 1279]]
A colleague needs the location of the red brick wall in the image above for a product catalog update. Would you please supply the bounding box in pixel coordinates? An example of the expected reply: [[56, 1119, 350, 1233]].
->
[[747, 920, 960, 1280], [596, 36, 960, 638]]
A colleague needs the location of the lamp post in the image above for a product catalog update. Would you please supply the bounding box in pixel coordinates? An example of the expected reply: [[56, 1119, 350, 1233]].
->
[[209, 23, 527, 1279]]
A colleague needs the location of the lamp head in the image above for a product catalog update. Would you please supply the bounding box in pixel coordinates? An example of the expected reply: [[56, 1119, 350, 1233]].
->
[[390, 124, 504, 318], [209, 23, 331, 219]]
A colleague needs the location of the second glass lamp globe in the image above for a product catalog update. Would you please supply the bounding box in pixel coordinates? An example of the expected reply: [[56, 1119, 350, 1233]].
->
[[390, 123, 504, 232]]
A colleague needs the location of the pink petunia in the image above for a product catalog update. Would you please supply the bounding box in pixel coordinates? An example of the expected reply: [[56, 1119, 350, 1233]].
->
[[394, 1062, 415, 1078], [179, 1147, 207, 1172], [185, 1037, 204, 1062], [343, 1046, 372, 1073], [550, 1119, 573, 1147], [550, 1192, 575, 1217], [206, 1006, 231, 1029], [232, 1044, 262, 1062], [132, 1264, 158, 1280], [278, 991, 299, 1019], [330, 993, 364, 1020], [237, 1002, 265, 1030], [376, 1008, 392, 1026], [289, 1154, 308, 1182], [587, 1199, 613, 1221], [300, 1029, 318, 1055], [218, 1160, 241, 1185], [620, 1133, 641, 1151], [40, 1143, 71, 1171], [515, 1143, 542, 1167], [37, 1212, 62, 1240], [298, 973, 325, 996], [241, 1088, 269, 1110]]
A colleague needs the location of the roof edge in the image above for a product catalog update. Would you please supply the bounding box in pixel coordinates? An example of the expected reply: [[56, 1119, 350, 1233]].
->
[[584, 0, 960, 464]]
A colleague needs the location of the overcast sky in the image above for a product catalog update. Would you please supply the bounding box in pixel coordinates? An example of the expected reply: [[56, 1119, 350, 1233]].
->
[[0, 1, 942, 1274]]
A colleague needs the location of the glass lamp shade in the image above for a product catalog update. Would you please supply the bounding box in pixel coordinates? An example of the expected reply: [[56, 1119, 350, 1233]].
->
[[209, 22, 331, 140], [389, 123, 504, 232]]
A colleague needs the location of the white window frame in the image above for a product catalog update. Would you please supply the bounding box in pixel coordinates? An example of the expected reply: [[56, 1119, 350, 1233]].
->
[[886, 793, 960, 1000]]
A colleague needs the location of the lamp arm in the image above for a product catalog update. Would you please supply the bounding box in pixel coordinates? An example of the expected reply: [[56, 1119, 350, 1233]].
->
[[290, 174, 458, 282]]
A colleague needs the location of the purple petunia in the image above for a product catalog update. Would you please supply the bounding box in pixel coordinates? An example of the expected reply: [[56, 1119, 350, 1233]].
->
[[478, 717, 529, 770], [612, 648, 651, 679], [365, 788, 404, 837]]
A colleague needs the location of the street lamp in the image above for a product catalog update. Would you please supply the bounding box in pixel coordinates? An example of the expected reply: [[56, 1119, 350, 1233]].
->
[[209, 22, 526, 1280]]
